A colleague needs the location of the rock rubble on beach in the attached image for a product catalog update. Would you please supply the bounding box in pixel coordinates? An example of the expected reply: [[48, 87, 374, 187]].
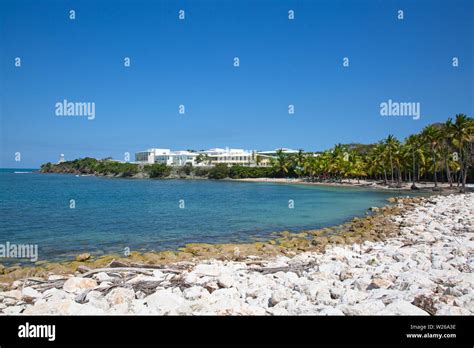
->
[[1, 193, 473, 315]]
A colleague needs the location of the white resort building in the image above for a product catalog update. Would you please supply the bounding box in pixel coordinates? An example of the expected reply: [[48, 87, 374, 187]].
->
[[201, 148, 255, 166], [135, 149, 199, 166], [134, 147, 299, 167]]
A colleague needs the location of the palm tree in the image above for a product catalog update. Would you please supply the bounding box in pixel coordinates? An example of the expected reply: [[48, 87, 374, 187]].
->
[[330, 144, 348, 183], [414, 140, 427, 183], [451, 114, 474, 192], [317, 152, 331, 181], [422, 125, 442, 189], [370, 142, 388, 184], [384, 135, 400, 185], [302, 155, 314, 180], [405, 135, 420, 189], [350, 154, 367, 183], [261, 114, 471, 187], [272, 149, 290, 177], [293, 149, 306, 178], [441, 118, 455, 187]]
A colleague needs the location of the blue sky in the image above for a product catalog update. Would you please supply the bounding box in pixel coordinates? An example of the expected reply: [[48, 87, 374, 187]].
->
[[1, 0, 472, 168]]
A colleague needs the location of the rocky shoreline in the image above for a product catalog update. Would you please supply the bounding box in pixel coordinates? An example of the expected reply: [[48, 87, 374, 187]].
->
[[0, 193, 472, 315]]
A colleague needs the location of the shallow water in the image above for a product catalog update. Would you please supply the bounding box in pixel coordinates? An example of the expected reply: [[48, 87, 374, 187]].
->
[[0, 169, 420, 262]]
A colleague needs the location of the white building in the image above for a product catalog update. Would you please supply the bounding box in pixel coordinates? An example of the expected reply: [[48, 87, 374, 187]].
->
[[201, 148, 255, 166], [135, 148, 199, 166], [135, 149, 171, 164], [167, 151, 199, 166], [135, 147, 256, 166]]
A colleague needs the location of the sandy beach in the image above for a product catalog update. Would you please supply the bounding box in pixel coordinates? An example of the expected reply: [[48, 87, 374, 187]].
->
[[229, 177, 469, 192], [0, 193, 472, 315]]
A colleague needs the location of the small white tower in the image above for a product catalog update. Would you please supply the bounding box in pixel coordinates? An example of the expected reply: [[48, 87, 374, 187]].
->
[[58, 154, 65, 163]]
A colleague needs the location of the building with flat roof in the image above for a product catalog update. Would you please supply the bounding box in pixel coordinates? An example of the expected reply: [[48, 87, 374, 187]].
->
[[135, 147, 257, 166], [135, 147, 307, 167], [135, 148, 199, 166], [135, 149, 171, 164], [201, 148, 255, 166], [166, 151, 199, 166]]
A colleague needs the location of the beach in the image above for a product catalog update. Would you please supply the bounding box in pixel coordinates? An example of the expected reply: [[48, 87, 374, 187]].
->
[[230, 177, 467, 192], [0, 192, 472, 315]]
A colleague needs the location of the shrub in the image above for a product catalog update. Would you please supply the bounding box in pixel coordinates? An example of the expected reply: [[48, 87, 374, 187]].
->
[[208, 164, 229, 179], [229, 165, 275, 178], [40, 162, 53, 172], [144, 163, 171, 178], [177, 163, 193, 176], [194, 167, 210, 177], [120, 163, 140, 177]]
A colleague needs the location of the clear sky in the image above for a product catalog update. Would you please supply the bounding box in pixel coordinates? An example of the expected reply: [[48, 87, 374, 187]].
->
[[1, 0, 472, 168]]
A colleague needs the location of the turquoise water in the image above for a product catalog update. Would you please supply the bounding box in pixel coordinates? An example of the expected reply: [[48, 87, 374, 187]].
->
[[0, 169, 415, 263]]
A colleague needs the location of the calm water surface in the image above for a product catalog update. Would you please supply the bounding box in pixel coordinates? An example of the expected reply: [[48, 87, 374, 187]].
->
[[0, 169, 420, 262]]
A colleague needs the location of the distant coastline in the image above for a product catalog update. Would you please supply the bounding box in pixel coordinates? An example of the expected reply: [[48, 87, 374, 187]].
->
[[37, 114, 474, 192], [37, 158, 470, 193]]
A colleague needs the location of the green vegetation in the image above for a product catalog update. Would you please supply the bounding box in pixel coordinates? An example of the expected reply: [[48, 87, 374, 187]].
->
[[143, 163, 172, 178], [40, 157, 140, 177], [266, 114, 473, 192], [176, 163, 194, 176], [228, 165, 275, 179], [196, 153, 211, 165], [208, 163, 274, 179], [208, 164, 230, 179], [193, 167, 211, 177]]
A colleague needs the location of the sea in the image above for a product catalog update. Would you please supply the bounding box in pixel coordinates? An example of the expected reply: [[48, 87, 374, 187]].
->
[[0, 168, 421, 263]]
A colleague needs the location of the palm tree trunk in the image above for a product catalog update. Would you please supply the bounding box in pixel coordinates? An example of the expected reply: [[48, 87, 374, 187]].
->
[[432, 151, 438, 188], [445, 157, 452, 187], [389, 151, 394, 184], [461, 169, 467, 193], [461, 142, 472, 193], [458, 142, 463, 188]]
